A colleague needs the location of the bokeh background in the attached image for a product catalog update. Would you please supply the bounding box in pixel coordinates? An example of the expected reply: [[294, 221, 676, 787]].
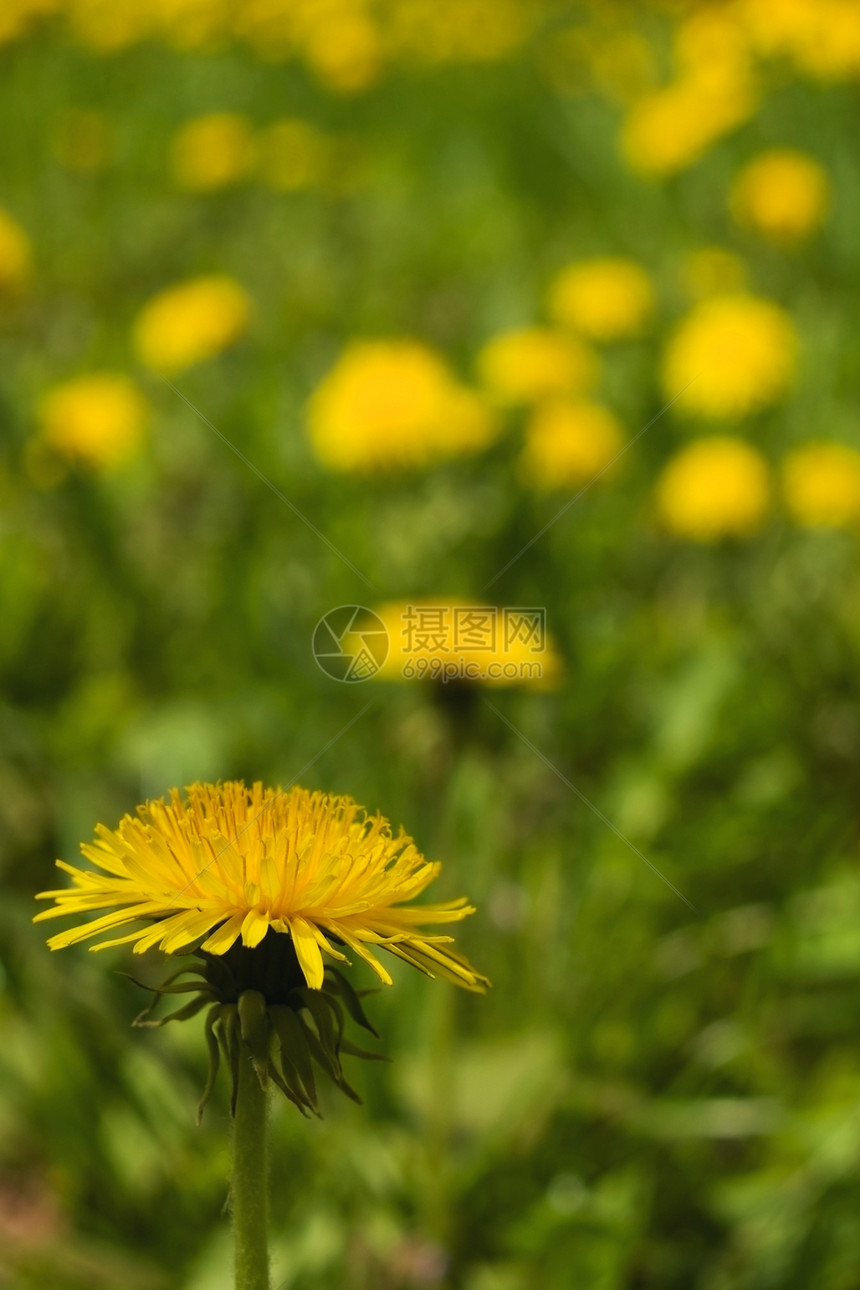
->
[[3, 0, 860, 1286]]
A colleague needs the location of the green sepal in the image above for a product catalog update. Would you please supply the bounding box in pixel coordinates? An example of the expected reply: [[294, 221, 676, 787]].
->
[[297, 1011, 362, 1104], [294, 988, 343, 1070], [269, 1005, 317, 1109], [339, 1037, 389, 1062], [220, 1004, 241, 1117], [196, 1004, 222, 1125], [142, 954, 388, 1120], [267, 1056, 312, 1117], [325, 968, 381, 1037], [123, 976, 210, 997], [133, 991, 214, 1028]]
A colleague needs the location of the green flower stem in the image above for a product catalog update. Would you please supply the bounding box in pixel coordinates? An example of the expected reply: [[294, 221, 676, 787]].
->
[[233, 1047, 271, 1290]]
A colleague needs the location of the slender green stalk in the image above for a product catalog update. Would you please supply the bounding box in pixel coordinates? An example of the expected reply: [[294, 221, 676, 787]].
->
[[232, 1050, 271, 1290]]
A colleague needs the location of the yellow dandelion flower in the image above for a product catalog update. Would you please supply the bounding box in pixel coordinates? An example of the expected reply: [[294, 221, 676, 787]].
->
[[385, 0, 530, 65], [368, 599, 562, 689], [475, 327, 598, 405], [52, 109, 112, 172], [520, 399, 623, 490], [656, 436, 771, 540], [737, 0, 817, 58], [0, 207, 32, 292], [782, 443, 860, 527], [256, 118, 330, 191], [730, 149, 830, 243], [66, 0, 152, 52], [35, 781, 487, 994], [133, 275, 251, 374], [301, 11, 383, 93], [663, 294, 797, 420], [739, 0, 860, 80], [547, 258, 654, 342], [681, 246, 747, 300], [790, 1, 860, 79], [37, 373, 149, 469], [0, 0, 51, 47], [621, 71, 757, 177], [307, 339, 496, 471], [151, 0, 230, 52], [170, 113, 256, 192], [674, 6, 753, 89]]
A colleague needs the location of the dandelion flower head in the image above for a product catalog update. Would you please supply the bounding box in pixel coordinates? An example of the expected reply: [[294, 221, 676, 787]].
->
[[170, 113, 256, 192], [133, 274, 251, 374], [520, 399, 623, 490], [0, 207, 32, 291], [730, 149, 830, 243], [548, 258, 654, 341], [37, 373, 149, 469], [621, 66, 756, 178], [300, 7, 383, 93], [35, 782, 488, 993], [738, 0, 860, 81], [663, 294, 797, 420], [656, 435, 771, 540], [476, 327, 597, 405], [782, 443, 860, 528], [307, 339, 496, 471]]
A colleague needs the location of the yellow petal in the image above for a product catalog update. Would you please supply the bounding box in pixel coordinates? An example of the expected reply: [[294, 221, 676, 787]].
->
[[240, 908, 270, 948], [289, 917, 325, 989], [200, 912, 245, 955]]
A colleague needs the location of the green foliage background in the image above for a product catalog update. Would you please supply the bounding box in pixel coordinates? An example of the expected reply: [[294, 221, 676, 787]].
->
[[2, 6, 860, 1288]]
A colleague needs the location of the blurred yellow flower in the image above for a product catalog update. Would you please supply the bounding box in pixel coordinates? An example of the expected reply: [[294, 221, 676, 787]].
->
[[301, 8, 383, 92], [66, 0, 151, 52], [133, 275, 251, 373], [674, 6, 753, 89], [52, 108, 112, 172], [782, 443, 860, 527], [737, 0, 818, 58], [385, 0, 530, 64], [787, 1, 860, 80], [151, 0, 230, 51], [520, 399, 623, 490], [0, 0, 54, 46], [0, 208, 32, 291], [476, 327, 597, 404], [38, 373, 149, 468], [656, 436, 771, 540], [730, 149, 830, 243], [256, 118, 329, 191], [369, 599, 562, 689], [663, 295, 797, 419], [681, 247, 747, 300], [547, 258, 654, 341], [622, 72, 757, 177], [170, 113, 256, 191], [308, 340, 496, 471], [738, 0, 860, 80]]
